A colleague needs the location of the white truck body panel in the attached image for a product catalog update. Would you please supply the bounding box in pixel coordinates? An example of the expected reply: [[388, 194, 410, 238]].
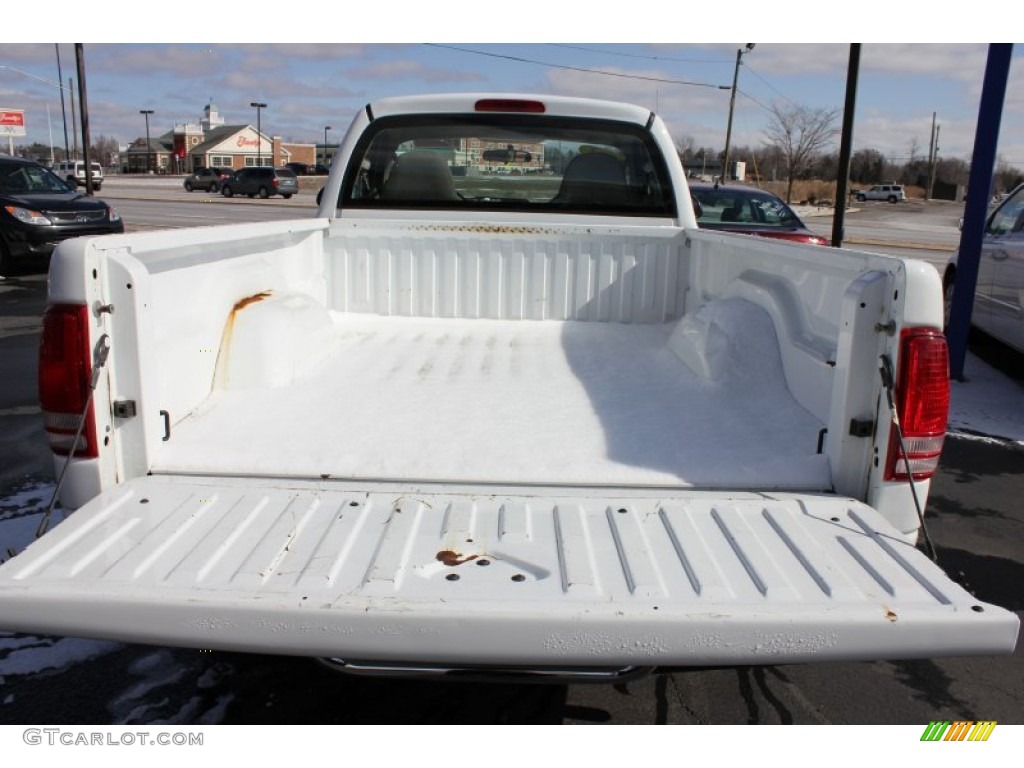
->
[[1, 93, 1016, 668]]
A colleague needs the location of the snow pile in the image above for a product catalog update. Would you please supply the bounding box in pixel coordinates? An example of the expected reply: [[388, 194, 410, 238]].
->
[[949, 353, 1024, 446]]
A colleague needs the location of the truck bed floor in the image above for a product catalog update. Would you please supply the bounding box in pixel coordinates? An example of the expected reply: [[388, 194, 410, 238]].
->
[[155, 315, 830, 489]]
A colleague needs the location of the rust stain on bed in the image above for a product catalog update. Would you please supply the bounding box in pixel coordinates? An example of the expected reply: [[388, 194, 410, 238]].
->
[[436, 549, 479, 567], [232, 291, 272, 313], [214, 291, 273, 389]]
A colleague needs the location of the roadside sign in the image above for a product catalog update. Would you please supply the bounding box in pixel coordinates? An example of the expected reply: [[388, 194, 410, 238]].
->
[[0, 108, 27, 137]]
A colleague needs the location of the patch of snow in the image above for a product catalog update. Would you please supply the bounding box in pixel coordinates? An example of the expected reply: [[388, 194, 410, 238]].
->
[[949, 353, 1024, 446], [0, 635, 119, 676], [0, 481, 62, 557]]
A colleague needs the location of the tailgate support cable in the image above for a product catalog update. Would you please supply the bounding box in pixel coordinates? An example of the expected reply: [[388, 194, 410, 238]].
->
[[879, 354, 938, 563], [35, 334, 111, 540]]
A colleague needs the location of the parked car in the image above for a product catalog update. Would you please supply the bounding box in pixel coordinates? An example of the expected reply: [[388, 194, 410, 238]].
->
[[688, 183, 828, 245], [183, 167, 232, 193], [944, 182, 1024, 352], [0, 156, 123, 275], [220, 167, 298, 199], [52, 160, 104, 191], [855, 184, 905, 203], [287, 162, 330, 176]]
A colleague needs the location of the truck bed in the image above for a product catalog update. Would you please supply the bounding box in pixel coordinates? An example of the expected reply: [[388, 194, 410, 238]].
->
[[155, 308, 831, 490]]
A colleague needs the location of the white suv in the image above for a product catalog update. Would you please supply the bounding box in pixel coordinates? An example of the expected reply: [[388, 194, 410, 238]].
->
[[856, 184, 904, 203], [52, 160, 104, 191]]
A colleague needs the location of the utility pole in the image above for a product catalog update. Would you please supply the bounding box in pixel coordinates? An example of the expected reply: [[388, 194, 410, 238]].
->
[[722, 43, 754, 183], [140, 110, 154, 174], [926, 112, 938, 201], [251, 102, 267, 166], [55, 44, 70, 161], [832, 43, 861, 248], [75, 45, 94, 195], [69, 77, 77, 160]]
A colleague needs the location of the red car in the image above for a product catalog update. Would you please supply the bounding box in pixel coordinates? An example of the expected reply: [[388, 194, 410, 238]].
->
[[689, 182, 827, 245]]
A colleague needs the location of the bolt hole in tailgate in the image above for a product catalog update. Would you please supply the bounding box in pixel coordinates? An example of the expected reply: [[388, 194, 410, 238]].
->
[[0, 476, 1016, 666]]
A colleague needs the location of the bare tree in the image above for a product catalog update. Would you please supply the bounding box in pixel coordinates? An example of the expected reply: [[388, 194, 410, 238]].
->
[[763, 102, 840, 202], [673, 134, 696, 162], [90, 135, 120, 168]]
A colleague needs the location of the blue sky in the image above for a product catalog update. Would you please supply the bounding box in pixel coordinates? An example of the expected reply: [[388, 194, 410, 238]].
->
[[1, 8, 1021, 169]]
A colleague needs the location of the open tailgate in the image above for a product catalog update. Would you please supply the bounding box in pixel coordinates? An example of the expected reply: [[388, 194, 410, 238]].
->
[[0, 476, 1017, 666]]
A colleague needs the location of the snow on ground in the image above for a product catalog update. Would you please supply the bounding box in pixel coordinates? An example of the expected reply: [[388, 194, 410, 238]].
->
[[949, 353, 1024, 446]]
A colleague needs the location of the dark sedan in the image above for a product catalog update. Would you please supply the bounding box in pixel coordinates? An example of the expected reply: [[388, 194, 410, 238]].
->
[[689, 182, 827, 245], [1, 156, 123, 275]]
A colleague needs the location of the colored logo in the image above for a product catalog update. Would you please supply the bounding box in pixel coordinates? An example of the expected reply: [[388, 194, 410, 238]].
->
[[921, 721, 997, 742]]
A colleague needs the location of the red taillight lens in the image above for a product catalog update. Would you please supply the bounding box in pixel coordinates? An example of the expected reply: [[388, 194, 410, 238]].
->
[[475, 99, 546, 113], [38, 304, 98, 458], [883, 328, 950, 481]]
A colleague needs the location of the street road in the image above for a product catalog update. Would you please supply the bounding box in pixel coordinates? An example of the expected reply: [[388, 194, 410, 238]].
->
[[0, 189, 1020, 726]]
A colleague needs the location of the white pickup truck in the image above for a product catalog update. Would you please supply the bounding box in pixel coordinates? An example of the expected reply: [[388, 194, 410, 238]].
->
[[1, 94, 1017, 679]]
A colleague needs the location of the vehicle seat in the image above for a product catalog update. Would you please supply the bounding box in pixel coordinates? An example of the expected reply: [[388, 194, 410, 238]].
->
[[380, 152, 459, 201], [720, 201, 746, 222], [553, 153, 631, 207]]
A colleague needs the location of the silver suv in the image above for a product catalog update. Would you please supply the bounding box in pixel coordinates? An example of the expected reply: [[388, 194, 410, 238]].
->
[[856, 184, 905, 203]]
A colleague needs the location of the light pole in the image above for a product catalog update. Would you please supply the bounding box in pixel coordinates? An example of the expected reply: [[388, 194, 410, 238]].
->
[[722, 43, 754, 183], [323, 125, 331, 167], [140, 109, 153, 174], [250, 101, 267, 166]]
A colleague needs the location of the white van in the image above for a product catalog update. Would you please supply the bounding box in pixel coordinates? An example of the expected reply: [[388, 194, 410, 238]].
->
[[52, 160, 104, 190]]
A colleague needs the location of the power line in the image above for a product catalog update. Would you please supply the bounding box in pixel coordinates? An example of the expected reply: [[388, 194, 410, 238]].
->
[[547, 44, 731, 65], [742, 64, 795, 106], [424, 44, 728, 90], [736, 88, 773, 114]]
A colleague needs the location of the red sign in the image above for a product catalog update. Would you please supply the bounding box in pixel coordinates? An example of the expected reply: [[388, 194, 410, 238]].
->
[[237, 136, 260, 148], [0, 109, 26, 136]]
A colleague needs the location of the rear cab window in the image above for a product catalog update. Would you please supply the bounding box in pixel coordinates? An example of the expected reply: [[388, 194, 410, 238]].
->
[[341, 113, 675, 217]]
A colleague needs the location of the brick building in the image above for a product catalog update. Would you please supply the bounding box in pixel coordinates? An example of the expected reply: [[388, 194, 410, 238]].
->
[[125, 101, 316, 173]]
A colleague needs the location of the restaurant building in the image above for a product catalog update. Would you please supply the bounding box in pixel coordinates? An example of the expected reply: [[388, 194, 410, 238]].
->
[[124, 101, 315, 173]]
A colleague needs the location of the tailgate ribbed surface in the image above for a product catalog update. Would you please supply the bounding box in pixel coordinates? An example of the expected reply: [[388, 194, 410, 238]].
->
[[0, 477, 1016, 665]]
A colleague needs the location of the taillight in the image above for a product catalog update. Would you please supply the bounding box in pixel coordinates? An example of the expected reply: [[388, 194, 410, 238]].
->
[[883, 327, 950, 481], [273, 178, 280, 188], [38, 304, 98, 459]]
